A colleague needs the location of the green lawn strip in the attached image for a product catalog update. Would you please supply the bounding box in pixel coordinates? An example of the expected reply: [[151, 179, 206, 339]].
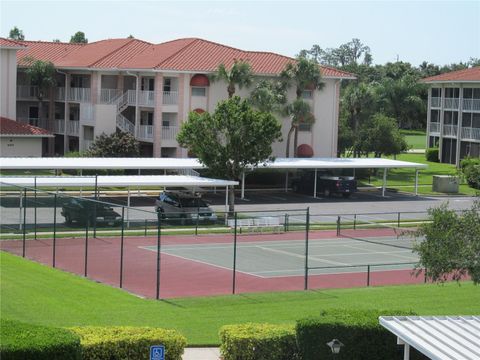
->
[[1, 251, 479, 345], [400, 130, 426, 149]]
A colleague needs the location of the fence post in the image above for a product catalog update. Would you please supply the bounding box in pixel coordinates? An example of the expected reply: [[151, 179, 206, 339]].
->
[[155, 214, 162, 300], [284, 213, 288, 232], [336, 216, 341, 236], [53, 194, 57, 268], [195, 206, 199, 236], [120, 207, 125, 288], [367, 265, 371, 287], [424, 268, 427, 283], [22, 188, 27, 257], [304, 208, 310, 290], [232, 212, 238, 294], [144, 219, 147, 236], [397, 212, 401, 227], [84, 221, 89, 277], [353, 214, 357, 230], [93, 175, 98, 238], [34, 177, 37, 240]]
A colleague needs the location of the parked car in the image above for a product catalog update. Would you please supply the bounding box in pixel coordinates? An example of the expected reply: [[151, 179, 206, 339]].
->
[[291, 172, 357, 198], [155, 191, 217, 224], [61, 198, 122, 226]]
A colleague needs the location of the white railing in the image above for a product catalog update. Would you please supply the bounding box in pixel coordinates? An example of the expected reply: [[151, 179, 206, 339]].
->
[[162, 91, 178, 105], [444, 98, 459, 110], [116, 114, 135, 135], [430, 97, 441, 108], [68, 87, 91, 102], [127, 90, 137, 105], [52, 119, 64, 134], [443, 124, 458, 137], [139, 90, 155, 107], [67, 120, 79, 136], [137, 125, 154, 141], [16, 85, 39, 100], [429, 122, 440, 134], [83, 139, 94, 151], [114, 91, 128, 112], [99, 88, 122, 104], [463, 99, 480, 112], [461, 127, 480, 141], [55, 87, 66, 101], [177, 168, 200, 177], [80, 103, 95, 122], [161, 126, 178, 140]]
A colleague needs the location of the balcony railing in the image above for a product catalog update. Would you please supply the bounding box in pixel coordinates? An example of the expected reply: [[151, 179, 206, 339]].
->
[[67, 120, 79, 136], [127, 90, 137, 105], [68, 87, 91, 103], [463, 99, 480, 112], [461, 127, 480, 141], [139, 91, 155, 107], [443, 124, 458, 137], [116, 114, 135, 135], [52, 119, 65, 134], [162, 91, 178, 105], [161, 126, 178, 140], [429, 122, 440, 134], [99, 88, 122, 104], [430, 97, 441, 108], [16, 86, 40, 100], [444, 98, 459, 110], [137, 125, 154, 141], [17, 117, 49, 130]]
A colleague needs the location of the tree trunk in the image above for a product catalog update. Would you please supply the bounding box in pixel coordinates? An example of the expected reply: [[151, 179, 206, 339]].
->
[[293, 127, 299, 157], [285, 125, 295, 157], [228, 186, 235, 214], [228, 83, 235, 98]]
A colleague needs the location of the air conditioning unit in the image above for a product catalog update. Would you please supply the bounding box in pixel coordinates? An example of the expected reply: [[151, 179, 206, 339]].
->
[[432, 175, 459, 193]]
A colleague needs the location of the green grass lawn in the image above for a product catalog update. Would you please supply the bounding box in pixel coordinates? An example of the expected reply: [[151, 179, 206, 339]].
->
[[400, 130, 426, 149], [1, 251, 479, 345]]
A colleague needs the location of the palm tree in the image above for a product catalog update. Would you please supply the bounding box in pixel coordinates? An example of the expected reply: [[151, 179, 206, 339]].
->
[[210, 60, 253, 98], [25, 59, 56, 127], [249, 79, 287, 113], [281, 57, 324, 157]]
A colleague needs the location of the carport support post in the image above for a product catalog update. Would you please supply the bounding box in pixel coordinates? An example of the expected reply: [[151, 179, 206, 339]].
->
[[382, 168, 387, 197], [22, 188, 27, 257], [52, 194, 57, 268], [155, 215, 162, 300], [313, 169, 317, 198], [285, 172, 288, 193], [18, 190, 22, 231], [414, 169, 419, 196], [127, 187, 131, 229], [93, 175, 98, 238], [225, 186, 229, 215], [241, 171, 245, 199], [304, 207, 310, 290]]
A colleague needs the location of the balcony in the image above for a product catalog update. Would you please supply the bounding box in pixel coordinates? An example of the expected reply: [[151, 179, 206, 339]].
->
[[99, 88, 122, 104], [161, 126, 178, 141], [83, 139, 94, 151], [16, 85, 40, 100], [17, 117, 49, 130], [54, 87, 66, 101], [461, 127, 480, 141], [116, 114, 135, 135], [67, 120, 79, 136], [430, 97, 441, 108], [68, 87, 91, 103], [429, 122, 440, 134], [163, 91, 178, 105], [463, 99, 480, 112], [137, 125, 154, 142], [442, 124, 458, 137], [52, 119, 65, 134], [444, 98, 459, 110]]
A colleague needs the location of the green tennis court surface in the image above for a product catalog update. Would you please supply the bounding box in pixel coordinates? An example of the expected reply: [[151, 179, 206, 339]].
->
[[141, 235, 419, 278]]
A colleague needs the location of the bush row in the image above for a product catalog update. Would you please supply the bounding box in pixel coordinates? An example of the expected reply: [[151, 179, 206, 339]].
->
[[0, 320, 186, 360], [460, 157, 480, 189], [220, 309, 429, 360], [425, 147, 439, 162]]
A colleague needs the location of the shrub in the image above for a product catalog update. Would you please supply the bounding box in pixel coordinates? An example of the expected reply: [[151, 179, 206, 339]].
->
[[296, 309, 420, 360], [425, 148, 439, 162], [460, 157, 480, 189], [0, 319, 81, 360], [219, 323, 298, 360], [70, 326, 186, 360]]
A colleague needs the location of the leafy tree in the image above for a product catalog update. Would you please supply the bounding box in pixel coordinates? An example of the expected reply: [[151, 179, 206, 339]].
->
[[177, 97, 282, 212], [337, 117, 355, 157], [52, 39, 61, 43], [299, 38, 371, 67], [460, 158, 480, 190], [281, 57, 324, 157], [358, 113, 408, 157], [249, 79, 287, 113], [25, 59, 56, 124], [210, 60, 253, 98], [8, 26, 24, 41], [70, 31, 88, 44], [412, 201, 480, 284], [87, 131, 140, 157]]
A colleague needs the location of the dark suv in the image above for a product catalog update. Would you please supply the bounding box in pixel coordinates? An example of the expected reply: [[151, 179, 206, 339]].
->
[[61, 198, 122, 226], [155, 191, 217, 224], [291, 172, 357, 198]]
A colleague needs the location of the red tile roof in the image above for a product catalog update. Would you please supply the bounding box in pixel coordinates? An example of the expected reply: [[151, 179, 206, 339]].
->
[[14, 37, 355, 78], [0, 37, 26, 48], [0, 117, 53, 137], [421, 67, 480, 83]]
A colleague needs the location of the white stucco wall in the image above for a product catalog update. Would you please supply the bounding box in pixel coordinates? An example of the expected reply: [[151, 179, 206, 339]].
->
[[0, 137, 43, 157], [94, 104, 116, 137], [0, 49, 18, 119]]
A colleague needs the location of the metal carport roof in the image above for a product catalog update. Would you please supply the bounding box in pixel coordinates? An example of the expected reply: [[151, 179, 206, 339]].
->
[[379, 316, 480, 360]]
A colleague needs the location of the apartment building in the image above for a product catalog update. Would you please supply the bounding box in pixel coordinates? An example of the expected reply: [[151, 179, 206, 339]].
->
[[423, 67, 480, 165], [4, 37, 355, 158]]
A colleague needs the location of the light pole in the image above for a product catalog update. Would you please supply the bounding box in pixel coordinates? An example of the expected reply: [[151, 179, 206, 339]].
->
[[326, 338, 344, 357]]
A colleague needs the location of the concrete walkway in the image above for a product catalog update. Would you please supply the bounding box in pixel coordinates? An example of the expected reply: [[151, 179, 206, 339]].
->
[[182, 347, 221, 360]]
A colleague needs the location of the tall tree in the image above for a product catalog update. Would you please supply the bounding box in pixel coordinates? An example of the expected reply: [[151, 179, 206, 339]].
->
[[281, 57, 324, 157], [177, 97, 282, 212], [25, 59, 56, 126], [8, 26, 24, 41], [70, 31, 88, 44], [210, 60, 253, 98], [249, 79, 287, 113]]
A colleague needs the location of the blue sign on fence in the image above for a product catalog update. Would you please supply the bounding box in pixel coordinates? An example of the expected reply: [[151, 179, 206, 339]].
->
[[150, 345, 165, 360]]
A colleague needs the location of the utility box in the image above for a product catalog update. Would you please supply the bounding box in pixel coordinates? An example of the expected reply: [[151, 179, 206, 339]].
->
[[432, 175, 459, 193]]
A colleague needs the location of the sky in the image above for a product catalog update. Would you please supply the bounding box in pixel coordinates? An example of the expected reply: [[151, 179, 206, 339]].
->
[[1, 0, 479, 66]]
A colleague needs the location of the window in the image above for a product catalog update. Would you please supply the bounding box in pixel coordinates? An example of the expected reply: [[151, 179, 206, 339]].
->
[[431, 109, 440, 123], [192, 87, 206, 97], [299, 123, 312, 132], [431, 88, 442, 98], [474, 88, 480, 99], [445, 88, 460, 98], [163, 78, 171, 92], [302, 90, 313, 99], [462, 113, 472, 127], [473, 113, 480, 128], [463, 88, 473, 99]]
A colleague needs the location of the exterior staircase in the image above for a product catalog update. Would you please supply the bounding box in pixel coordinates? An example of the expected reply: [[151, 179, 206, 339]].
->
[[112, 91, 135, 135]]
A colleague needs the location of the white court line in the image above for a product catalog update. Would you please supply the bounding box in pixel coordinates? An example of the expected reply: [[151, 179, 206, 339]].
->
[[139, 246, 265, 278], [257, 245, 349, 266], [343, 244, 417, 261]]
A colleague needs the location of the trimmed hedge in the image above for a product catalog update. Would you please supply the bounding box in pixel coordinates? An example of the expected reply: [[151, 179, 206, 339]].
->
[[296, 309, 420, 360], [0, 319, 81, 360], [70, 326, 186, 360], [425, 147, 439, 162], [460, 157, 480, 189], [219, 323, 298, 360]]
